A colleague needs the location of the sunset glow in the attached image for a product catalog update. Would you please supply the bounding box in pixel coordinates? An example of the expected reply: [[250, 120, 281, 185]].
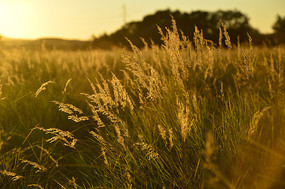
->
[[0, 0, 284, 40]]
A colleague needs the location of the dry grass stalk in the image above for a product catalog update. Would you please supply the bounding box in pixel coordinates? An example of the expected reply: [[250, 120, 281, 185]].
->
[[141, 37, 149, 50], [135, 135, 159, 160], [35, 145, 58, 167], [126, 171, 132, 189], [32, 127, 77, 149], [69, 177, 78, 189], [67, 115, 89, 123], [221, 23, 232, 49], [180, 29, 191, 51], [135, 141, 159, 160], [83, 74, 133, 130], [90, 131, 109, 166], [204, 45, 214, 80], [157, 18, 189, 92], [87, 101, 105, 128], [82, 91, 113, 113], [170, 15, 178, 35], [276, 51, 284, 88], [83, 82, 131, 134], [248, 107, 270, 137], [62, 78, 72, 94], [115, 125, 125, 148], [168, 128, 174, 149], [158, 19, 180, 53], [52, 101, 84, 115], [86, 77, 97, 94], [98, 108, 128, 136], [0, 81, 5, 100], [111, 73, 134, 110], [90, 131, 106, 145], [192, 92, 199, 114], [218, 27, 223, 48], [98, 74, 113, 101], [123, 51, 165, 102], [268, 79, 274, 99], [125, 38, 145, 62], [194, 26, 204, 51], [148, 66, 166, 100], [220, 82, 225, 102], [35, 80, 55, 97], [95, 75, 116, 109], [0, 140, 3, 151], [123, 39, 167, 102], [157, 125, 167, 146], [0, 131, 11, 151], [247, 33, 253, 52], [241, 50, 251, 80], [150, 40, 163, 70], [101, 147, 109, 166], [177, 100, 193, 142], [52, 101, 89, 122], [0, 170, 23, 181], [269, 55, 276, 82], [27, 184, 44, 189], [20, 159, 47, 173]]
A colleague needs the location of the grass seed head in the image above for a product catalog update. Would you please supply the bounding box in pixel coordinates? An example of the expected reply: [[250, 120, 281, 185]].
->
[[0, 170, 23, 181], [35, 80, 55, 97]]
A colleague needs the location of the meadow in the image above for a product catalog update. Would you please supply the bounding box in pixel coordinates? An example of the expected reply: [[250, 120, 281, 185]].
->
[[0, 19, 284, 188]]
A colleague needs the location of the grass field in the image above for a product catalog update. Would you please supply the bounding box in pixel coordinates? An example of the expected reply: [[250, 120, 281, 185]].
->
[[0, 20, 284, 188]]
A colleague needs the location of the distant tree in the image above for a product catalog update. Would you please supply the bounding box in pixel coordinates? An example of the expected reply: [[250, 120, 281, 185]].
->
[[272, 15, 285, 33], [213, 10, 260, 44], [92, 9, 260, 48]]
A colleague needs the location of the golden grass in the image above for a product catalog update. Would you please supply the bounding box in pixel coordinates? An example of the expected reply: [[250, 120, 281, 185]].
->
[[0, 18, 284, 188]]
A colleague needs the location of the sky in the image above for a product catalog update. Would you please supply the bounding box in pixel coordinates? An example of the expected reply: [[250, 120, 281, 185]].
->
[[0, 0, 284, 40]]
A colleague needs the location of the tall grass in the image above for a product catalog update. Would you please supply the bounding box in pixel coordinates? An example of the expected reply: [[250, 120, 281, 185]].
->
[[0, 19, 284, 188]]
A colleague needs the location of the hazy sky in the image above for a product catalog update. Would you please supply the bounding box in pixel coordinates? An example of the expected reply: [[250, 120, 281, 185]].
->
[[0, 0, 284, 40]]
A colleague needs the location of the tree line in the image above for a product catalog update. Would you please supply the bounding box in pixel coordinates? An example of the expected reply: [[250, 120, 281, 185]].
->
[[92, 9, 285, 49]]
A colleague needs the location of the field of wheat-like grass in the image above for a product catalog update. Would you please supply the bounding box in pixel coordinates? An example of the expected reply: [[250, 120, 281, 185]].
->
[[0, 19, 284, 188]]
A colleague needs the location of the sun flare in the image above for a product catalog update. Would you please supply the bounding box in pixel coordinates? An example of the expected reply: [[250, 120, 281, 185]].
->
[[0, 2, 38, 39]]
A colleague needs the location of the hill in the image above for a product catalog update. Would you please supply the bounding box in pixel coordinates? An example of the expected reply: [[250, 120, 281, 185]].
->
[[0, 37, 91, 51]]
